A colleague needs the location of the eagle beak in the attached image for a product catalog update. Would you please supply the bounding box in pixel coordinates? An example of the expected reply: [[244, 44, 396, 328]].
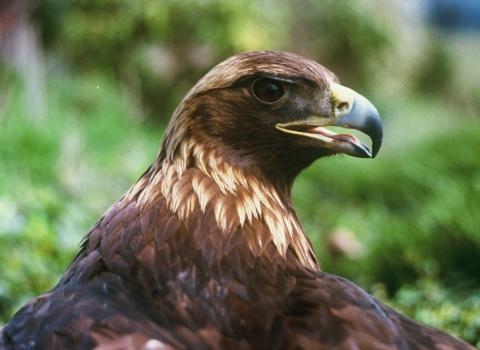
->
[[276, 82, 383, 159], [329, 82, 383, 158]]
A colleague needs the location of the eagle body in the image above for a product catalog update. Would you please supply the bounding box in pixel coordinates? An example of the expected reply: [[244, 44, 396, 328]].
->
[[0, 51, 473, 349]]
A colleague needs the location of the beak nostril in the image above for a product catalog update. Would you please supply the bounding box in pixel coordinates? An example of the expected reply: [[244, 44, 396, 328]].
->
[[336, 102, 349, 113]]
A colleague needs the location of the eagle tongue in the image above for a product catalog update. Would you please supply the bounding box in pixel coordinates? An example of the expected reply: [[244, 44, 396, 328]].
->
[[329, 133, 360, 144], [308, 126, 372, 158], [308, 126, 359, 145]]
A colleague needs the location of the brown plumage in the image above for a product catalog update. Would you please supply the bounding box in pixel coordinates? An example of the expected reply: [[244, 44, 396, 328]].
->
[[0, 51, 473, 349]]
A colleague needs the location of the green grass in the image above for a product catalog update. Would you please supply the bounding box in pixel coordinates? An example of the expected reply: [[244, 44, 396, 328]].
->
[[0, 68, 479, 347], [0, 69, 162, 322]]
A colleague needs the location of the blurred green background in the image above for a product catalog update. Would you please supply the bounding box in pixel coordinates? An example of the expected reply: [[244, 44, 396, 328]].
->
[[1, 0, 479, 346]]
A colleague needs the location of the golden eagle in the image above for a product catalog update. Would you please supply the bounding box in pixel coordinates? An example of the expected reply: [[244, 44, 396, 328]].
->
[[0, 51, 473, 349]]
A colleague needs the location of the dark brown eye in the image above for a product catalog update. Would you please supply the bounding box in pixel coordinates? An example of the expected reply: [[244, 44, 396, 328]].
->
[[252, 78, 285, 103]]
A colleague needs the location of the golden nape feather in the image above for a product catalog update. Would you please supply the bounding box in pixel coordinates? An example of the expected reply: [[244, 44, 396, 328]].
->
[[0, 51, 473, 349]]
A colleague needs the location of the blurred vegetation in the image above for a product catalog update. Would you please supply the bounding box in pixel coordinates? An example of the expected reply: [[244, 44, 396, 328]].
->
[[30, 0, 394, 120], [0, 70, 161, 321], [1, 0, 480, 347]]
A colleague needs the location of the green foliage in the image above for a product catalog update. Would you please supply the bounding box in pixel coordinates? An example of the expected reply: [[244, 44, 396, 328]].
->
[[414, 39, 454, 96], [388, 278, 480, 346], [34, 0, 295, 120], [288, 0, 394, 90], [32, 0, 393, 120], [0, 69, 161, 324]]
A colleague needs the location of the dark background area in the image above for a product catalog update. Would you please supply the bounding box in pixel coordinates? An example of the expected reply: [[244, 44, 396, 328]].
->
[[1, 0, 479, 346]]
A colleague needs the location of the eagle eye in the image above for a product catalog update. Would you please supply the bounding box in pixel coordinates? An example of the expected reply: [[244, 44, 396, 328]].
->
[[252, 78, 285, 103]]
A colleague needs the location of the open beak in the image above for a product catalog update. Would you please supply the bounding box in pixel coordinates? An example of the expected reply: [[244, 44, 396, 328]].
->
[[276, 82, 383, 158]]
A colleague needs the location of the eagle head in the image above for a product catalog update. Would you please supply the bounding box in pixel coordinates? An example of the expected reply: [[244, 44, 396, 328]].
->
[[161, 51, 382, 187]]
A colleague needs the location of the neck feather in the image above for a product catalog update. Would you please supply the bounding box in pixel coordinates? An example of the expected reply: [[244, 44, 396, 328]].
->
[[132, 144, 319, 270]]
